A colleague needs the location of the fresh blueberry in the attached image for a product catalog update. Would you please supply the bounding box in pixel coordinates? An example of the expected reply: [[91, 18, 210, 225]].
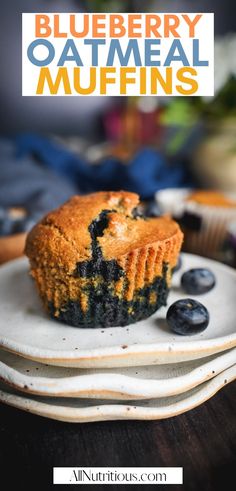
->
[[166, 298, 209, 335], [181, 268, 216, 295], [172, 255, 182, 274]]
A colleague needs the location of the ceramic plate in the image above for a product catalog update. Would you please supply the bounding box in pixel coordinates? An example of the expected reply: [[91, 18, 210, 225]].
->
[[0, 347, 235, 400], [0, 366, 235, 422], [0, 254, 236, 368]]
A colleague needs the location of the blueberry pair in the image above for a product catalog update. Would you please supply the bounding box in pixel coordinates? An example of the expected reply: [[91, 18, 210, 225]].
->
[[166, 267, 216, 335]]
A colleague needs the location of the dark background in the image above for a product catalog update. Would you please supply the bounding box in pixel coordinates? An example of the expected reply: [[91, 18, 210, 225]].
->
[[0, 382, 235, 490]]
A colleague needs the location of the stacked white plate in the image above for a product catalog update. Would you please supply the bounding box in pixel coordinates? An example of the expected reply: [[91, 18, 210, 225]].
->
[[0, 253, 235, 423]]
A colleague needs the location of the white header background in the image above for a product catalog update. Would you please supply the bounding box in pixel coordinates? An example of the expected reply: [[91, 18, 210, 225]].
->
[[22, 13, 214, 96]]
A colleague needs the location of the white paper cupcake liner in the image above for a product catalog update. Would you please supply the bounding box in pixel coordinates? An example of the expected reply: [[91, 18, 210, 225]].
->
[[180, 202, 236, 259], [155, 188, 236, 259]]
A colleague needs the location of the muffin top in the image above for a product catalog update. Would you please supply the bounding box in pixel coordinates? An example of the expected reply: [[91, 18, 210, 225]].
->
[[186, 190, 236, 208], [25, 191, 182, 272]]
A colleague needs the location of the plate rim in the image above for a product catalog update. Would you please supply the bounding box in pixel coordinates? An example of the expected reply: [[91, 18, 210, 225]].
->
[[0, 347, 235, 400], [0, 365, 235, 422], [0, 253, 236, 367]]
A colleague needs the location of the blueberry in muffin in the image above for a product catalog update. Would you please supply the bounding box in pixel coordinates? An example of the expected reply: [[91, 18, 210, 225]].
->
[[25, 191, 183, 328]]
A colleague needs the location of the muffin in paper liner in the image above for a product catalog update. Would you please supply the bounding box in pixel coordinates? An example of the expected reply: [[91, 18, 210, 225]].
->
[[182, 202, 236, 259], [25, 191, 183, 328], [223, 221, 236, 267], [180, 191, 236, 259], [156, 188, 236, 260]]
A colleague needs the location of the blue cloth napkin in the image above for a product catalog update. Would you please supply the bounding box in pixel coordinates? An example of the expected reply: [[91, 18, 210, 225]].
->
[[15, 134, 193, 198], [0, 134, 194, 235]]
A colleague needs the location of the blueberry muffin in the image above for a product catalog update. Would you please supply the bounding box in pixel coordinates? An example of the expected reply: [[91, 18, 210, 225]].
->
[[186, 190, 236, 208], [25, 191, 183, 328], [183, 190, 236, 259]]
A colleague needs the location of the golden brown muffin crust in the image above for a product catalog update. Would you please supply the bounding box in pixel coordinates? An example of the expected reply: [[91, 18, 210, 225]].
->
[[25, 191, 183, 274], [186, 190, 236, 208]]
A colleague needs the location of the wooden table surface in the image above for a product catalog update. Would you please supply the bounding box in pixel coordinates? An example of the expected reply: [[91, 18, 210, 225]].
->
[[0, 381, 235, 490]]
